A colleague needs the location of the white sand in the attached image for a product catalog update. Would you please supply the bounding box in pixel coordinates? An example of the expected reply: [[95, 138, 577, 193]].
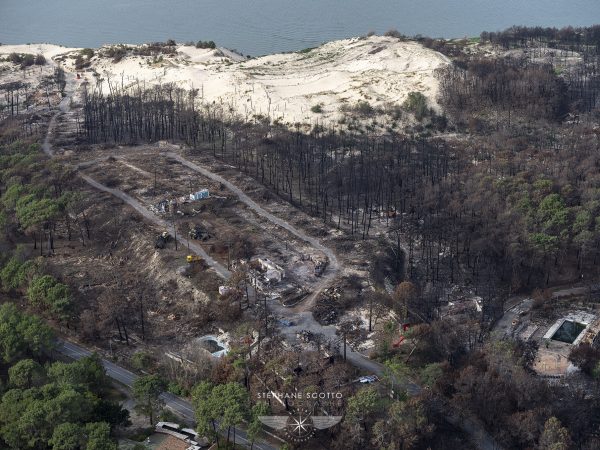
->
[[1, 37, 449, 127], [0, 43, 79, 60]]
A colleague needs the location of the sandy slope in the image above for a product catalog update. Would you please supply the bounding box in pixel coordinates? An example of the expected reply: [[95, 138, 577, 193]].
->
[[0, 36, 449, 126], [0, 43, 79, 60]]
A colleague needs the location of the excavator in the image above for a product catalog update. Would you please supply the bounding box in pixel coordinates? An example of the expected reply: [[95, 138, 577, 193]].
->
[[187, 255, 203, 263]]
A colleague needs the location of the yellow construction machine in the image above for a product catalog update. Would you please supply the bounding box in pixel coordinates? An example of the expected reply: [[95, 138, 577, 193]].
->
[[187, 255, 203, 263]]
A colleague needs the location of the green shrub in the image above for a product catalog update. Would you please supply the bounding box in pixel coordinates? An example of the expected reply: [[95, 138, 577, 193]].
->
[[167, 381, 188, 397], [131, 351, 153, 371], [27, 274, 56, 306], [127, 427, 154, 442], [403, 91, 429, 121], [81, 48, 95, 59], [310, 104, 324, 113], [354, 101, 375, 116], [26, 274, 72, 321], [159, 408, 181, 423], [20, 54, 35, 68], [0, 258, 35, 291], [74, 55, 87, 70], [196, 40, 216, 49], [420, 362, 444, 388]]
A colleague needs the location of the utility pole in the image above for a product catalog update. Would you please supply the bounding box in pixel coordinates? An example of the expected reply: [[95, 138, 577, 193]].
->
[[263, 292, 268, 337], [227, 241, 231, 270], [172, 209, 178, 251], [174, 223, 178, 251]]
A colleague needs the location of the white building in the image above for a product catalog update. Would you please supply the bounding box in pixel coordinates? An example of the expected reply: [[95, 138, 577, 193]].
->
[[190, 189, 209, 201]]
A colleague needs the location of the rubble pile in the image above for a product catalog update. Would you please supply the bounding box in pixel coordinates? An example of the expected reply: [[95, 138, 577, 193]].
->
[[313, 286, 341, 325]]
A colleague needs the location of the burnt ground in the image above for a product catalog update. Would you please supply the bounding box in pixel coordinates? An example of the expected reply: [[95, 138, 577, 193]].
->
[[40, 141, 378, 368]]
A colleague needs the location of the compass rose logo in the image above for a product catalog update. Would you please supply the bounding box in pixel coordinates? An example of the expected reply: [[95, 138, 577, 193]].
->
[[259, 407, 342, 442]]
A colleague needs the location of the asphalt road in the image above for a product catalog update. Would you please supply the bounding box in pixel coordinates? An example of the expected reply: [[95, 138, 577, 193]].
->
[[56, 338, 278, 450]]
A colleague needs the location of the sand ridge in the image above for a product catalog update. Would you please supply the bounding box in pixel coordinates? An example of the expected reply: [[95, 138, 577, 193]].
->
[[0, 36, 449, 126]]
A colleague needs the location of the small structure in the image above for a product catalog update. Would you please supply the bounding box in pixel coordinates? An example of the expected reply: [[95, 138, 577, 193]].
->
[[190, 189, 209, 201], [155, 422, 209, 448], [248, 271, 267, 291]]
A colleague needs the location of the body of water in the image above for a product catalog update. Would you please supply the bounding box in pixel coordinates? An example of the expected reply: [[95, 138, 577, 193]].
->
[[0, 0, 598, 56]]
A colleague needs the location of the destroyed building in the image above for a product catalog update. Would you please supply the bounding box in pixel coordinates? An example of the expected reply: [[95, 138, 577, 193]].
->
[[248, 257, 285, 290]]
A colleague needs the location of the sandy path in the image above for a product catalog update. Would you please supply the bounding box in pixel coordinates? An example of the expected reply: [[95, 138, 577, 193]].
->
[[42, 83, 71, 157]]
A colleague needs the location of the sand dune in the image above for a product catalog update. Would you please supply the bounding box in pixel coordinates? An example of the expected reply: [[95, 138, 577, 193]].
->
[[0, 36, 449, 126]]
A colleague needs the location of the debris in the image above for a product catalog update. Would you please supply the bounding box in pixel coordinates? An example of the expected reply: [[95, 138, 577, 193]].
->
[[280, 285, 310, 306], [189, 224, 210, 241], [256, 257, 285, 281], [358, 375, 379, 384], [313, 286, 341, 325], [155, 231, 172, 249], [248, 257, 285, 290], [219, 285, 234, 296], [296, 329, 313, 342], [314, 258, 328, 277], [150, 199, 169, 214]]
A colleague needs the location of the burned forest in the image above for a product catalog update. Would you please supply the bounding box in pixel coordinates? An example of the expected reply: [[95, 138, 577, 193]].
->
[[3, 22, 600, 450], [82, 27, 600, 303]]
